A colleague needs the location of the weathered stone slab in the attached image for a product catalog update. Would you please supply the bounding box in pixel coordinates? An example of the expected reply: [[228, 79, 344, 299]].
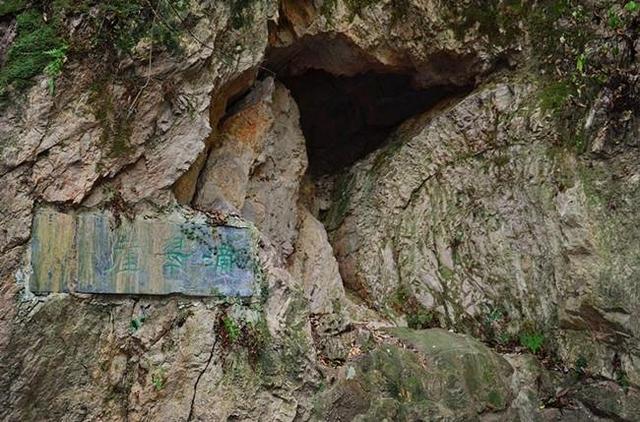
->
[[30, 208, 257, 296]]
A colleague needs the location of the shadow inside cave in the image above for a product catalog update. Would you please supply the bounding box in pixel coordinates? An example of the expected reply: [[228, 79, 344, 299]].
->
[[260, 34, 473, 176], [281, 70, 463, 176]]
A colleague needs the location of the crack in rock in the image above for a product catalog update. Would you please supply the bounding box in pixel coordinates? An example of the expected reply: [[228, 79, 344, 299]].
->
[[187, 335, 219, 421]]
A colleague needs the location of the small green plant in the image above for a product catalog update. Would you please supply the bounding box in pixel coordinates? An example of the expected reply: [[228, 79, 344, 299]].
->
[[538, 81, 573, 112], [223, 315, 241, 343], [607, 2, 638, 30], [393, 284, 410, 305], [151, 367, 166, 391], [487, 390, 504, 408], [497, 331, 513, 345], [575, 355, 588, 374], [576, 52, 587, 76], [569, 355, 589, 382], [615, 368, 630, 391], [608, 7, 622, 29], [519, 331, 544, 354], [485, 306, 505, 323], [624, 1, 639, 13], [391, 284, 439, 330], [407, 310, 434, 329], [129, 316, 146, 332], [43, 45, 68, 95]]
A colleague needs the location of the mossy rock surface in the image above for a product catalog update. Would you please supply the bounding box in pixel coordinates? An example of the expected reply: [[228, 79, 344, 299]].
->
[[389, 328, 514, 412], [314, 328, 514, 421], [573, 381, 640, 421]]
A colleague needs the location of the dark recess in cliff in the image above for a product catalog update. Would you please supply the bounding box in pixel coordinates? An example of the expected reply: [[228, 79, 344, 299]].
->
[[281, 70, 462, 175], [263, 34, 472, 176]]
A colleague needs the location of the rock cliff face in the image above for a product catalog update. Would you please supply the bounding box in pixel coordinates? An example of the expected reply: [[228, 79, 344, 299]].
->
[[1, 0, 640, 420]]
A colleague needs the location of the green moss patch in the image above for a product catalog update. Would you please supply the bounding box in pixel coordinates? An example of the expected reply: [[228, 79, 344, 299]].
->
[[46, 0, 190, 54], [538, 80, 574, 113], [0, 0, 27, 17], [89, 80, 134, 157], [315, 329, 514, 420], [391, 284, 439, 329], [448, 0, 527, 46], [0, 11, 64, 97], [1, 0, 192, 103]]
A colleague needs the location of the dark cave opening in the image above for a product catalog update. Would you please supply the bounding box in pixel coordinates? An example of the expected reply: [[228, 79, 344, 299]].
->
[[279, 69, 465, 176], [262, 32, 473, 176]]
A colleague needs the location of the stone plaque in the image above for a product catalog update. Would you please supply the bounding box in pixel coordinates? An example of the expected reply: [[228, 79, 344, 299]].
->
[[30, 209, 257, 296]]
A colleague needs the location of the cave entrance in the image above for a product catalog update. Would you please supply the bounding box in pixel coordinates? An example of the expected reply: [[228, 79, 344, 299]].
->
[[281, 70, 460, 176], [263, 34, 472, 177]]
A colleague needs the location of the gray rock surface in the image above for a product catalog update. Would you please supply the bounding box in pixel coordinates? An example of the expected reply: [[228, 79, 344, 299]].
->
[[195, 78, 308, 259], [327, 80, 640, 386]]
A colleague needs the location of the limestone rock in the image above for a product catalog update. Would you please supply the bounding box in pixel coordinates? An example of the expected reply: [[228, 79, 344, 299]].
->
[[573, 380, 640, 421], [289, 207, 351, 341], [1, 229, 320, 421], [242, 82, 308, 259], [195, 79, 307, 259], [328, 82, 561, 325], [290, 208, 346, 317], [0, 0, 276, 280], [195, 78, 278, 213], [273, 0, 514, 89], [2, 0, 640, 419], [326, 77, 640, 391], [316, 329, 640, 421]]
